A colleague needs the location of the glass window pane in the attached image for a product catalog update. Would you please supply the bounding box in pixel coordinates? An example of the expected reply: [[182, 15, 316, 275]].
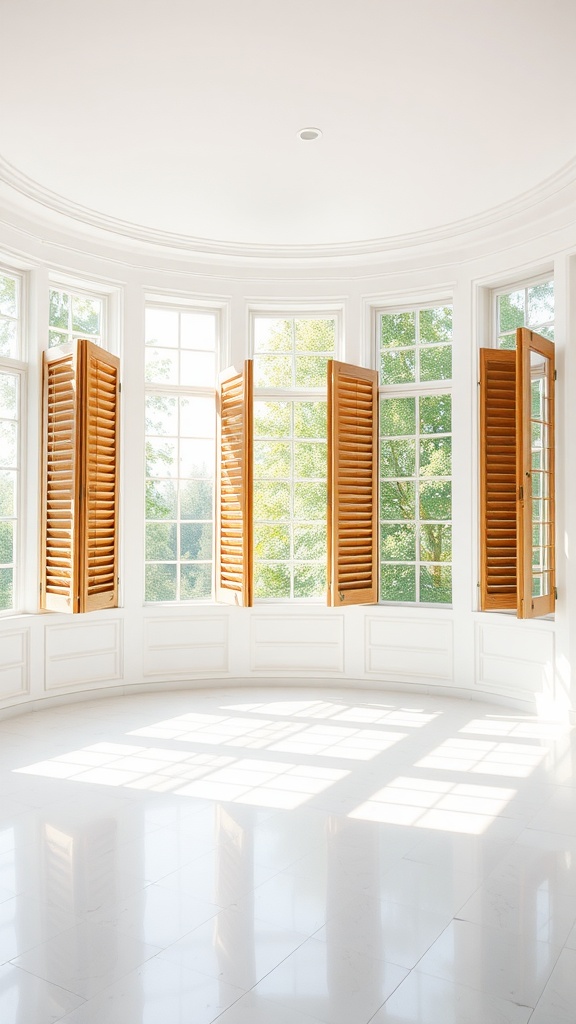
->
[[180, 397, 215, 438], [420, 346, 452, 382], [294, 564, 325, 598], [146, 480, 177, 520], [0, 471, 16, 516], [0, 275, 17, 318], [380, 397, 416, 437], [48, 330, 67, 349], [254, 402, 291, 438], [180, 479, 213, 520], [420, 437, 451, 476], [294, 524, 325, 560], [380, 439, 415, 478], [295, 355, 327, 387], [254, 354, 292, 388], [255, 563, 291, 598], [380, 564, 416, 602], [254, 481, 291, 520], [294, 441, 326, 479], [381, 350, 416, 385], [180, 313, 216, 350], [180, 522, 212, 561], [180, 350, 215, 388], [527, 281, 554, 327], [380, 312, 415, 349], [146, 438, 177, 477], [0, 422, 17, 468], [380, 481, 415, 520], [420, 524, 452, 562], [179, 439, 214, 478], [180, 563, 212, 600], [145, 563, 177, 602], [0, 522, 14, 564], [72, 296, 101, 334], [145, 308, 178, 347], [294, 402, 326, 439], [419, 306, 452, 344], [0, 568, 13, 611], [146, 523, 177, 560], [254, 441, 291, 479], [420, 395, 451, 434], [419, 481, 451, 520], [49, 289, 69, 329], [145, 395, 178, 436], [294, 318, 335, 352], [420, 565, 452, 604], [293, 482, 326, 521], [254, 524, 291, 560], [498, 290, 524, 333], [145, 347, 178, 384], [254, 318, 293, 353], [380, 524, 416, 561], [0, 320, 17, 358]]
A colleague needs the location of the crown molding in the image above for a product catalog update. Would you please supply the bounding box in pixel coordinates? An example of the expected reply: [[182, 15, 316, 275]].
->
[[1, 154, 576, 264]]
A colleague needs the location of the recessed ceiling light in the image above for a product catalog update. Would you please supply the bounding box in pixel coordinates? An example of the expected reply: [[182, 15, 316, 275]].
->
[[298, 127, 322, 141]]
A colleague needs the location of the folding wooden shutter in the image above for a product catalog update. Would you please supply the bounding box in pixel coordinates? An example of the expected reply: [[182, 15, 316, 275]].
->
[[79, 341, 120, 612], [516, 328, 555, 618], [216, 362, 253, 606], [41, 347, 81, 612], [327, 360, 378, 606], [41, 340, 120, 614], [479, 348, 517, 610]]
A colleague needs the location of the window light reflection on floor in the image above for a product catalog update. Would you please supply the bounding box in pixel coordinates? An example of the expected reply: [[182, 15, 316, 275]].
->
[[415, 737, 545, 777], [221, 699, 439, 728], [349, 777, 516, 834]]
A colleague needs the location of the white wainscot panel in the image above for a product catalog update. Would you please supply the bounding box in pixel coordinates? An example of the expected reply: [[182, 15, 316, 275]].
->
[[251, 616, 344, 673], [144, 616, 228, 678], [475, 622, 554, 698], [366, 616, 453, 683], [0, 628, 29, 699], [45, 620, 123, 691]]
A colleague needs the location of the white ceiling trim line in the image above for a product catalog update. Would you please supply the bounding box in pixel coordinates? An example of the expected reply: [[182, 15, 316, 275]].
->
[[1, 154, 576, 263]]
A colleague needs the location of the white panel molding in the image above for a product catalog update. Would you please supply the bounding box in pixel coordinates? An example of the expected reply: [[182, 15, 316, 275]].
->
[[251, 615, 344, 674], [45, 619, 123, 691], [365, 615, 454, 684], [143, 615, 228, 678], [475, 621, 555, 699], [0, 627, 29, 700]]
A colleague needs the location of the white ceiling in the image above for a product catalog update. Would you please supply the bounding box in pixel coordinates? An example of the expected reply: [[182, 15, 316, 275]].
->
[[2, 0, 576, 255]]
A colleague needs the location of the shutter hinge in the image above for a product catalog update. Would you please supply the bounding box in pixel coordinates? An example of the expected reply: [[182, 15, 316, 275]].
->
[[554, 369, 557, 381], [555, 586, 558, 600], [119, 381, 122, 392], [518, 486, 523, 500]]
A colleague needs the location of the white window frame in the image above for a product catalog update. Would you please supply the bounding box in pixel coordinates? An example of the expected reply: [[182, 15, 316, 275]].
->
[[492, 273, 554, 349], [0, 265, 25, 616]]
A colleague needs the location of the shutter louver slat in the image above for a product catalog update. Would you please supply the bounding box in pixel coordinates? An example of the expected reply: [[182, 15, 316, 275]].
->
[[216, 362, 253, 606], [479, 348, 517, 610], [327, 361, 378, 606]]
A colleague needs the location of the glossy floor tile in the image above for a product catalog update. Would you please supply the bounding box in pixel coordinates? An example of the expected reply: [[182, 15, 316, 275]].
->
[[0, 685, 574, 1022]]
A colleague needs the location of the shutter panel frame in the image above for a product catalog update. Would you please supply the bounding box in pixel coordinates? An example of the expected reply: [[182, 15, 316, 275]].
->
[[327, 360, 378, 607], [216, 361, 253, 606]]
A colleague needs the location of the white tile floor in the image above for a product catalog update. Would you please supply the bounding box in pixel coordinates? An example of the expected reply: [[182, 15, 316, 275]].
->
[[0, 685, 575, 1023]]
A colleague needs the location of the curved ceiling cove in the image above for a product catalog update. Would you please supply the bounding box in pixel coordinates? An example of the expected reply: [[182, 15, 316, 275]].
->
[[2, 0, 576, 257]]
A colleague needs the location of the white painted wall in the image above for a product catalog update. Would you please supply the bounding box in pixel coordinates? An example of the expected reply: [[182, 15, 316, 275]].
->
[[1, 186, 575, 718]]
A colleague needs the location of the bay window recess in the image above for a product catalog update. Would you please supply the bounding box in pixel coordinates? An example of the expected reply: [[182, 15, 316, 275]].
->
[[41, 339, 120, 613], [479, 327, 555, 617]]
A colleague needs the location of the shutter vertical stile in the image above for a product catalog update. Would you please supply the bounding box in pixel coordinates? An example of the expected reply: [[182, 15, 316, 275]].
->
[[41, 348, 80, 612], [479, 348, 517, 610], [79, 340, 120, 612], [327, 361, 378, 606], [217, 362, 253, 606]]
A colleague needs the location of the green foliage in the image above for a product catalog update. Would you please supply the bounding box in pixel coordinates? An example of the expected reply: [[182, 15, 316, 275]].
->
[[294, 318, 335, 353], [0, 568, 13, 611], [254, 481, 291, 520], [254, 441, 291, 479], [294, 402, 326, 439], [380, 481, 415, 520], [146, 480, 177, 519], [293, 564, 325, 598], [380, 397, 415, 437], [180, 522, 212, 560], [419, 481, 451, 521], [420, 345, 451, 381], [254, 354, 292, 388], [420, 395, 451, 434], [420, 524, 451, 562], [254, 524, 290, 559], [380, 524, 416, 561], [0, 375, 17, 419], [146, 523, 176, 560], [145, 349, 177, 384], [420, 565, 451, 603], [0, 472, 15, 517], [180, 563, 212, 600], [380, 439, 415, 478], [49, 289, 69, 329], [145, 563, 177, 601], [294, 482, 326, 521], [254, 401, 291, 438], [255, 563, 291, 598], [146, 439, 176, 477], [380, 311, 415, 349], [381, 350, 416, 385], [0, 422, 17, 468], [145, 394, 177, 435], [72, 296, 101, 335], [295, 355, 327, 387], [527, 281, 554, 327], [0, 522, 14, 564], [498, 290, 524, 333], [294, 441, 326, 479], [420, 437, 451, 477], [380, 564, 416, 602], [0, 275, 16, 318], [419, 306, 452, 344], [294, 524, 325, 560]]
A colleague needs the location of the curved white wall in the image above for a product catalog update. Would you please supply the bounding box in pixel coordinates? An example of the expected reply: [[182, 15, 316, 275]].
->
[[1, 186, 575, 719]]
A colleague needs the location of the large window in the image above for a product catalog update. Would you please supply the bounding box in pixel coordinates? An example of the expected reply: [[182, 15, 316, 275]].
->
[[49, 286, 104, 349], [0, 270, 23, 614], [495, 277, 554, 349], [144, 305, 217, 602], [378, 305, 452, 605], [252, 315, 336, 599]]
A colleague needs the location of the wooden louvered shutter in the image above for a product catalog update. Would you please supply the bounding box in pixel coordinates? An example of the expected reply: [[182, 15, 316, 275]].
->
[[479, 348, 517, 610], [79, 341, 120, 612], [41, 347, 81, 612], [516, 328, 555, 618], [327, 360, 378, 606], [41, 340, 120, 614], [216, 362, 253, 606]]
